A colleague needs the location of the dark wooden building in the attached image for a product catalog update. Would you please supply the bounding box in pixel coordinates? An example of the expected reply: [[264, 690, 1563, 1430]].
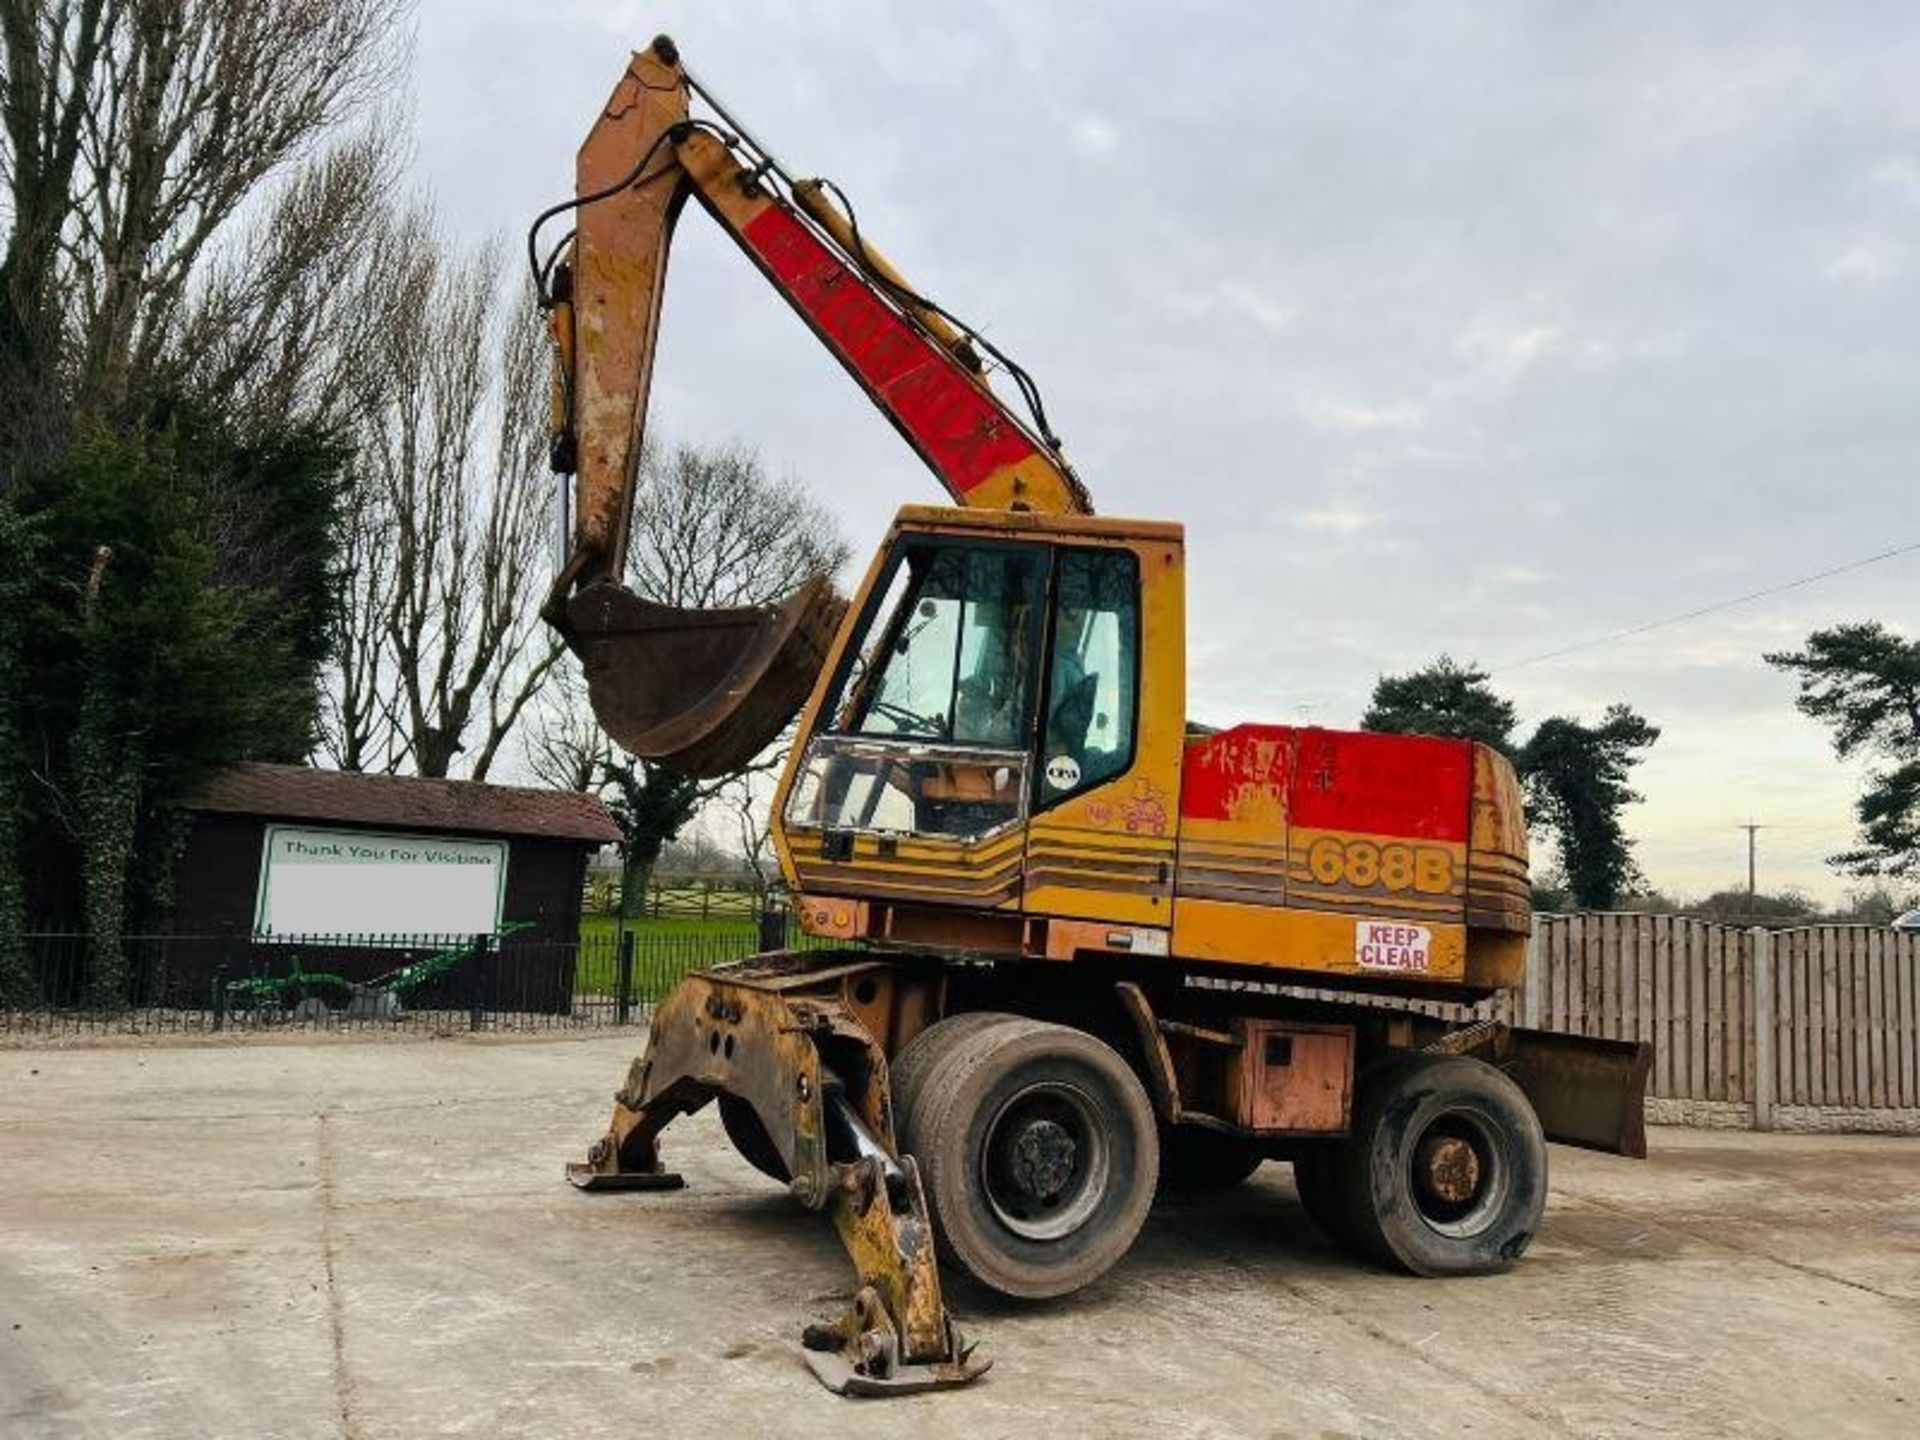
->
[[177, 763, 619, 942], [156, 765, 621, 1012]]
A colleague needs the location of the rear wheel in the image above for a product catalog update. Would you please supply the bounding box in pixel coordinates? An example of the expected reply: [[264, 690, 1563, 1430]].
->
[[904, 1015, 1159, 1298], [717, 1093, 790, 1184], [1342, 1053, 1547, 1276], [1290, 1145, 1356, 1248], [1159, 1125, 1265, 1191]]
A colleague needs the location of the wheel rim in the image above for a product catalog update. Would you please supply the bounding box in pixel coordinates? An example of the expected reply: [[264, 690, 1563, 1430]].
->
[[1407, 1105, 1510, 1238], [980, 1081, 1110, 1241]]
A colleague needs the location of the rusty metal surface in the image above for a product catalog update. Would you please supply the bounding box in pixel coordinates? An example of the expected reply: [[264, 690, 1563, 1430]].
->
[[562, 1164, 684, 1192], [1116, 981, 1182, 1122], [1229, 1019, 1354, 1134], [1416, 1133, 1481, 1205], [562, 574, 845, 779], [802, 1151, 985, 1391], [1422, 1017, 1507, 1058]]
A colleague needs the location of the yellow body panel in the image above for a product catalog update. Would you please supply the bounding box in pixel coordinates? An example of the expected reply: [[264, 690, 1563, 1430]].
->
[[772, 507, 1187, 925], [1171, 900, 1469, 983]]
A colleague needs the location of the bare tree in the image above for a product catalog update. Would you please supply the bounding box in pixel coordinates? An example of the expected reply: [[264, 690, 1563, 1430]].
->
[[1, 0, 411, 449], [70, 0, 408, 414], [321, 207, 562, 779], [526, 440, 848, 913], [725, 769, 782, 886], [317, 429, 400, 772], [525, 657, 609, 795], [631, 440, 852, 608], [173, 124, 402, 434]]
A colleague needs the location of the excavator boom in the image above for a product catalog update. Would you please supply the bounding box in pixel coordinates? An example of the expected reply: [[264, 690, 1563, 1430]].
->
[[537, 36, 1088, 776]]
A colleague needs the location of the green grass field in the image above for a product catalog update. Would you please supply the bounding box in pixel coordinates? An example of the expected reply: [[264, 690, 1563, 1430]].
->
[[573, 914, 765, 1001], [578, 914, 760, 944]]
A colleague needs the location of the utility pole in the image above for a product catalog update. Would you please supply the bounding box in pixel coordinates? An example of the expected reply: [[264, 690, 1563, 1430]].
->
[[1738, 822, 1767, 908]]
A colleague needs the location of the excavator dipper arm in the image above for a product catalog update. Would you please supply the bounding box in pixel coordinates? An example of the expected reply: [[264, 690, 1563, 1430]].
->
[[536, 35, 1089, 778]]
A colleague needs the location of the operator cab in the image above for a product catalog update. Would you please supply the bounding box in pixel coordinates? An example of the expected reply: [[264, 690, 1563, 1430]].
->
[[784, 529, 1140, 846]]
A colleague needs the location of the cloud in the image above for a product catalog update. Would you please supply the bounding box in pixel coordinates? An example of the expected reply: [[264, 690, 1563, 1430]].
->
[[1867, 154, 1920, 205], [410, 1, 1920, 902], [1452, 322, 1559, 384], [1493, 565, 1548, 585], [1293, 506, 1379, 534], [1824, 237, 1903, 286], [1151, 279, 1294, 331], [1300, 395, 1427, 432], [1069, 114, 1119, 156]]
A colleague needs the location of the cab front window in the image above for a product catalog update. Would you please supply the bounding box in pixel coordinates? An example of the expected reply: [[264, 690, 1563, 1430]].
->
[[790, 537, 1045, 842]]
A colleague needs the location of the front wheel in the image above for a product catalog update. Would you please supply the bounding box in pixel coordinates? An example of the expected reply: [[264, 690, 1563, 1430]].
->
[[903, 1015, 1159, 1299], [1342, 1053, 1548, 1276]]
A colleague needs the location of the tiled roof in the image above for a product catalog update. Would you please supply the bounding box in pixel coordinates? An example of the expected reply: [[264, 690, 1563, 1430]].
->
[[188, 763, 622, 845]]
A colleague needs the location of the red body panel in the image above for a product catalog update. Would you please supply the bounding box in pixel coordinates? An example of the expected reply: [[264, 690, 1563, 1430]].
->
[[1180, 725, 1473, 842]]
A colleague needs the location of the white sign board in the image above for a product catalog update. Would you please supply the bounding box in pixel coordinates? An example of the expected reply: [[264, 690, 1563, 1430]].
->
[[1355, 920, 1432, 974], [255, 827, 507, 937]]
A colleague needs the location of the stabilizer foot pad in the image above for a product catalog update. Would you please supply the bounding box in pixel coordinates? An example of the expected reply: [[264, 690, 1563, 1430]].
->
[[802, 1339, 991, 1397], [566, 1162, 686, 1192]]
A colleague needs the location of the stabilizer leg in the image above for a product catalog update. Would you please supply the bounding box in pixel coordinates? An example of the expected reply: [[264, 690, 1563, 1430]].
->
[[563, 962, 989, 1396], [565, 1056, 696, 1192], [802, 1141, 990, 1395]]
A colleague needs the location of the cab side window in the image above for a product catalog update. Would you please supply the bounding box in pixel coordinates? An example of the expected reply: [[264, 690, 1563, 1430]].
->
[[1039, 548, 1138, 801]]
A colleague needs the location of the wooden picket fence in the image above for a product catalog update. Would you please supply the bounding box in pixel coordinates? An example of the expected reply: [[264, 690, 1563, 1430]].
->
[[1519, 915, 1920, 1125]]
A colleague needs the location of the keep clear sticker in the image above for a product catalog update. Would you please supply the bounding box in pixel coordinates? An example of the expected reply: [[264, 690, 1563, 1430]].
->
[[1043, 754, 1082, 790], [1355, 920, 1432, 973]]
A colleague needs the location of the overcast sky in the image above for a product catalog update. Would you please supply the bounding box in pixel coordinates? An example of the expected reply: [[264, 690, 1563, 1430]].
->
[[411, 1, 1918, 903]]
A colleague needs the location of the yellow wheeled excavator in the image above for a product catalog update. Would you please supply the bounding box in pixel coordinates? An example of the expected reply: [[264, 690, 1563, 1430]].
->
[[533, 37, 1651, 1396]]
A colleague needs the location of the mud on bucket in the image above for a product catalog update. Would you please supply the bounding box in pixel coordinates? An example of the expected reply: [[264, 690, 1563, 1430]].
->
[[559, 573, 846, 779]]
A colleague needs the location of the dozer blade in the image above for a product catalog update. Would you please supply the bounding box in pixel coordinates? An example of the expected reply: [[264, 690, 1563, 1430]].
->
[[563, 573, 846, 778]]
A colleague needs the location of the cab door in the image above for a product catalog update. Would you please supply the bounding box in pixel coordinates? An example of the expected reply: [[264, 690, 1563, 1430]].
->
[[1022, 535, 1187, 936]]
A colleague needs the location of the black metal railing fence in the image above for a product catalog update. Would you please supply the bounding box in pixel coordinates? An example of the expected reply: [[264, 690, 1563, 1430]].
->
[[0, 908, 808, 1036]]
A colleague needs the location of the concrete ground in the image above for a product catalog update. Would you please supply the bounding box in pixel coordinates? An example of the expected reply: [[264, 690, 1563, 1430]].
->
[[2, 1034, 1916, 1439]]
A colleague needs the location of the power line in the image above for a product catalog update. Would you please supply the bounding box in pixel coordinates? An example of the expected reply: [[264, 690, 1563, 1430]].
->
[[1496, 536, 1920, 672]]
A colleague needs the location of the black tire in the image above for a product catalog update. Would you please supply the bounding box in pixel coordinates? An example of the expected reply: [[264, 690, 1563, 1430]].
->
[[889, 1011, 1009, 1146], [718, 1093, 790, 1184], [1159, 1125, 1265, 1191], [1341, 1053, 1547, 1276], [909, 1016, 1159, 1299], [1290, 1145, 1356, 1248]]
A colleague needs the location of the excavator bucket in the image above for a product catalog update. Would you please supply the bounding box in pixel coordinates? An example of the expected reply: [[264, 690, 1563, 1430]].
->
[[561, 574, 847, 779]]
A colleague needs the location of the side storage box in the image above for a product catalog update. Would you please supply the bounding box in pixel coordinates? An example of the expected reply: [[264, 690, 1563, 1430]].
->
[[1228, 1019, 1354, 1134]]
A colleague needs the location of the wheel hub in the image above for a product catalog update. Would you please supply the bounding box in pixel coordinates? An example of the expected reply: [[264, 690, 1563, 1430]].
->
[[981, 1081, 1111, 1242], [1405, 1108, 1510, 1238], [1008, 1118, 1076, 1199], [1415, 1133, 1481, 1206]]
